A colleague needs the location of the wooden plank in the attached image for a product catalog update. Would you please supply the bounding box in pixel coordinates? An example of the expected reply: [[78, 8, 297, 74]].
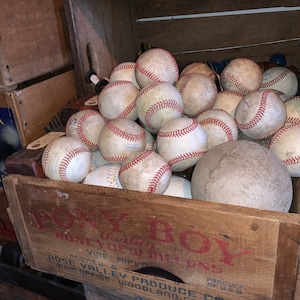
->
[[3, 70, 77, 147], [0, 0, 72, 89], [3, 174, 300, 299], [63, 0, 138, 97], [133, 0, 300, 19], [134, 10, 300, 68]]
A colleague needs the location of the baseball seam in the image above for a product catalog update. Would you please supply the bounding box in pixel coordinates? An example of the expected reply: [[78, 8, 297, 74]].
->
[[157, 119, 198, 138], [77, 112, 100, 148], [102, 155, 127, 163], [115, 101, 136, 119], [235, 90, 268, 130], [286, 116, 300, 125], [119, 150, 152, 175], [283, 156, 300, 166], [136, 63, 161, 83], [148, 164, 171, 193], [260, 69, 291, 89], [111, 63, 135, 74], [168, 150, 207, 167], [101, 80, 133, 93], [106, 121, 145, 141], [269, 124, 298, 148], [144, 99, 183, 128], [199, 117, 234, 141], [222, 71, 250, 95], [59, 146, 90, 181]]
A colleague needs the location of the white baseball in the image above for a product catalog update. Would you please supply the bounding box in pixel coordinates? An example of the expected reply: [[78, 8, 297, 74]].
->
[[234, 89, 286, 140], [119, 149, 172, 194], [65, 109, 106, 151], [90, 150, 110, 171], [135, 48, 179, 88], [284, 96, 300, 126], [83, 164, 122, 189], [163, 175, 192, 199], [180, 62, 217, 82], [98, 118, 146, 164], [220, 58, 262, 95], [196, 109, 238, 150], [156, 117, 207, 172], [212, 90, 243, 117], [109, 62, 140, 89], [175, 73, 218, 118], [260, 66, 298, 99], [136, 81, 183, 133], [98, 80, 139, 121], [269, 124, 300, 177], [42, 136, 92, 182]]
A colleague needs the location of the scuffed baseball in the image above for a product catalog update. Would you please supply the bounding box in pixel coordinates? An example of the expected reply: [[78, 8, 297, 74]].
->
[[156, 117, 207, 172], [260, 66, 298, 99], [175, 73, 218, 118], [196, 109, 238, 150], [83, 164, 122, 188], [163, 175, 192, 199], [90, 150, 110, 171], [119, 150, 172, 194], [135, 48, 179, 88], [136, 81, 183, 133], [191, 140, 293, 212], [269, 124, 300, 177], [109, 62, 140, 89], [234, 89, 286, 140], [98, 80, 139, 121], [212, 91, 243, 117], [180, 62, 217, 82], [98, 119, 146, 164], [220, 58, 262, 95], [284, 96, 300, 126], [65, 109, 106, 151], [42, 136, 92, 182]]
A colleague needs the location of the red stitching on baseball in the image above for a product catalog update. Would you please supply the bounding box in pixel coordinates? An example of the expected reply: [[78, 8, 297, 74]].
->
[[136, 63, 161, 82], [144, 99, 183, 128], [119, 150, 153, 175], [106, 121, 145, 141], [77, 111, 100, 148], [286, 117, 300, 125], [148, 164, 171, 193], [219, 90, 243, 97], [59, 146, 90, 181], [157, 119, 198, 138], [260, 69, 291, 89], [284, 96, 299, 103], [168, 150, 207, 167], [283, 156, 300, 166], [269, 124, 299, 148], [102, 80, 132, 92], [199, 117, 234, 141], [111, 63, 135, 73], [42, 142, 53, 171], [102, 155, 127, 163], [222, 71, 250, 95], [137, 82, 161, 99], [116, 101, 136, 119], [236, 90, 268, 130]]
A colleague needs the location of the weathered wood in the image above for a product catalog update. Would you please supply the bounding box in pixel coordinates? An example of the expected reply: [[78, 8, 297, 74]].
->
[[3, 174, 300, 299]]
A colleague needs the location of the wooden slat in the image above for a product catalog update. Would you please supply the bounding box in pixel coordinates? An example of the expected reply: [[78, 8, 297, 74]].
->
[[3, 174, 300, 299], [133, 0, 300, 19]]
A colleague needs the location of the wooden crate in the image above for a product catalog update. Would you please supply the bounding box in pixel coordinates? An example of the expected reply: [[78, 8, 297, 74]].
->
[[62, 0, 300, 96], [3, 174, 300, 300], [1, 70, 77, 147], [0, 0, 72, 90], [0, 187, 16, 243]]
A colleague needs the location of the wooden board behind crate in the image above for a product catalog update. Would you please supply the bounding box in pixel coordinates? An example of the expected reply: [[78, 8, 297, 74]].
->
[[2, 70, 77, 147], [63, 0, 300, 96], [3, 174, 300, 300], [0, 0, 72, 90]]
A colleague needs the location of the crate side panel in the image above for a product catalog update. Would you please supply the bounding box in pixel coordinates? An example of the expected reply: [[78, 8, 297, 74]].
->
[[64, 0, 137, 96], [5, 70, 77, 147], [0, 0, 71, 88], [4, 174, 300, 299]]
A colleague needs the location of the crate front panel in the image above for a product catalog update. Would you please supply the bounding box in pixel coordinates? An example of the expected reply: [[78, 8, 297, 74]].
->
[[4, 175, 300, 299]]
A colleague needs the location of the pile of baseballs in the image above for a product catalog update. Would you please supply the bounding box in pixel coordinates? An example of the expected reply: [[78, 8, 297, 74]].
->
[[41, 48, 299, 212]]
